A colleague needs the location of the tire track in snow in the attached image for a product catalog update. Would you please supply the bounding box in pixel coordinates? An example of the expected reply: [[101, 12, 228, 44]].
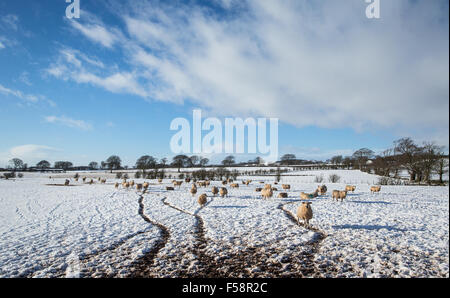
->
[[127, 194, 171, 277], [278, 200, 338, 277], [160, 197, 218, 277]]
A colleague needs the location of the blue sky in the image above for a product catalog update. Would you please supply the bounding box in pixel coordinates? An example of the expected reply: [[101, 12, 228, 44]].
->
[[0, 0, 448, 167]]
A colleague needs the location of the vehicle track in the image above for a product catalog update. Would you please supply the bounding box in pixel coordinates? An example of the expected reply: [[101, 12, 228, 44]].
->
[[127, 194, 171, 277], [160, 197, 219, 277], [278, 200, 338, 277], [159, 196, 317, 278]]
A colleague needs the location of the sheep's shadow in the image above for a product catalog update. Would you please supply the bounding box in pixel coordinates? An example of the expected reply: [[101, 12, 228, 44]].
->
[[345, 193, 359, 197], [210, 206, 249, 209], [279, 199, 301, 203], [348, 200, 395, 205], [332, 224, 407, 232]]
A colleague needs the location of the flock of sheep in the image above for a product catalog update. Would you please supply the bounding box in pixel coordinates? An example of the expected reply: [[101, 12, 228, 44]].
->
[[57, 175, 382, 229]]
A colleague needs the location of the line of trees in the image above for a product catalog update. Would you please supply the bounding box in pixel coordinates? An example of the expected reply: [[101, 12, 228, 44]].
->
[[325, 138, 448, 185], [4, 137, 447, 185], [371, 138, 448, 184]]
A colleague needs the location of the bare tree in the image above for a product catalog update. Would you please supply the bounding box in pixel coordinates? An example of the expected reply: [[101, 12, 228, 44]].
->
[[199, 158, 209, 167], [434, 152, 449, 184], [106, 155, 121, 173], [393, 138, 422, 182], [9, 158, 24, 170], [352, 148, 374, 170], [222, 155, 235, 166], [419, 142, 442, 184], [172, 155, 189, 172], [280, 154, 296, 165], [330, 155, 343, 165], [36, 160, 51, 170], [54, 161, 73, 171], [88, 161, 98, 170], [136, 155, 157, 175], [189, 155, 200, 167]]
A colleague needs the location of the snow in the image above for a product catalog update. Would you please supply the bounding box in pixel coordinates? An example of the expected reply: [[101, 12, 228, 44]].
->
[[0, 169, 448, 278]]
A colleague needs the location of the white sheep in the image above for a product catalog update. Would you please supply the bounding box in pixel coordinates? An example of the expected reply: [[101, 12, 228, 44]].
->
[[297, 202, 313, 228], [198, 193, 207, 206], [219, 187, 228, 198]]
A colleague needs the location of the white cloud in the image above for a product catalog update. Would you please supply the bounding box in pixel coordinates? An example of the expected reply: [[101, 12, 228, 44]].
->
[[0, 145, 60, 167], [44, 115, 93, 131], [0, 83, 56, 108], [1, 14, 19, 31], [51, 0, 448, 145], [68, 16, 121, 48], [18, 71, 32, 86], [46, 47, 145, 97], [0, 83, 39, 103]]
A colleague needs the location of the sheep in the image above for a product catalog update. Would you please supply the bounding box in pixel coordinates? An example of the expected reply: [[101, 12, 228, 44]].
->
[[198, 193, 208, 207], [317, 185, 327, 195], [64, 179, 70, 186], [370, 186, 381, 194], [345, 185, 356, 192], [158, 178, 163, 183], [300, 192, 310, 200], [211, 186, 219, 196], [300, 190, 319, 200], [297, 202, 313, 228], [124, 182, 130, 189], [136, 184, 143, 191], [166, 186, 174, 191], [219, 187, 228, 198], [222, 180, 228, 186], [282, 184, 291, 190], [261, 187, 273, 199], [100, 179, 106, 184], [331, 190, 340, 201], [143, 182, 149, 189], [89, 179, 94, 185], [190, 184, 198, 196], [278, 192, 288, 198], [338, 191, 347, 202], [332, 190, 347, 201], [230, 183, 239, 188], [130, 180, 135, 187], [114, 182, 119, 189]]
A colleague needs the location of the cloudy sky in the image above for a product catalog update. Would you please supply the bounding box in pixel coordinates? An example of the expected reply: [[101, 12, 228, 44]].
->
[[0, 0, 448, 167]]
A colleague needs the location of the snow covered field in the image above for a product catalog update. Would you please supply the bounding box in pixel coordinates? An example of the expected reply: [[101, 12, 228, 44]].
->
[[0, 170, 448, 278]]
